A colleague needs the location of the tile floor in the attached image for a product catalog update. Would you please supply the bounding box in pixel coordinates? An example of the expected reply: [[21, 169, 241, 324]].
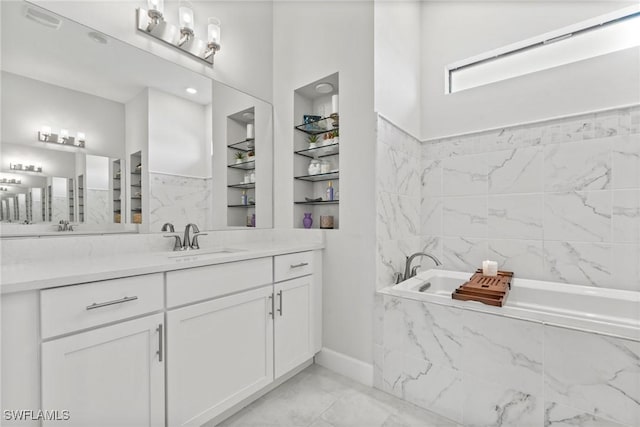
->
[[217, 364, 458, 427]]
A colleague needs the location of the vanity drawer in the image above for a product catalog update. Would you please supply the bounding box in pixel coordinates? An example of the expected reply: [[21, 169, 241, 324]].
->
[[274, 251, 314, 282], [41, 273, 164, 339], [166, 257, 272, 307]]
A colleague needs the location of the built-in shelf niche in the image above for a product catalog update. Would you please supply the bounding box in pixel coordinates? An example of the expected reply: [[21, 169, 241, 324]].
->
[[112, 159, 122, 223], [226, 107, 256, 227], [130, 151, 142, 224], [68, 178, 75, 222], [293, 72, 340, 230], [77, 175, 85, 223]]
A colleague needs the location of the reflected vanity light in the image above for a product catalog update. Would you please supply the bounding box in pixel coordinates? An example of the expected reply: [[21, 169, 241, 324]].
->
[[10, 163, 43, 173], [136, 2, 220, 66], [38, 126, 86, 148]]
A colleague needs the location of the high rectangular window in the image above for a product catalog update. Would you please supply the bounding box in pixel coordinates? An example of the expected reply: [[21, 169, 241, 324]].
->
[[446, 5, 640, 94]]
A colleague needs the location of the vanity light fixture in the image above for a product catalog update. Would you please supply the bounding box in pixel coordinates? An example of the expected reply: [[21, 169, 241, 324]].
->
[[136, 2, 221, 66], [10, 163, 43, 173], [185, 87, 198, 94], [38, 126, 86, 148]]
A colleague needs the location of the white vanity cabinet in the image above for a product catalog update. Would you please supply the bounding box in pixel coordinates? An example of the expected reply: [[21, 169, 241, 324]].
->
[[273, 251, 322, 378], [39, 273, 165, 427], [166, 286, 274, 427], [165, 257, 274, 427], [41, 314, 165, 427]]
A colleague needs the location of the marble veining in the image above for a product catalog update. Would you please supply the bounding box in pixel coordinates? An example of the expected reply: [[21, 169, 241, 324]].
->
[[148, 172, 211, 231], [86, 189, 110, 225], [544, 401, 626, 427], [418, 106, 639, 290]]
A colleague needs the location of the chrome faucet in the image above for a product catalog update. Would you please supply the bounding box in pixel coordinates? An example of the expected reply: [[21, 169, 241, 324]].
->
[[402, 252, 442, 282], [161, 222, 175, 232]]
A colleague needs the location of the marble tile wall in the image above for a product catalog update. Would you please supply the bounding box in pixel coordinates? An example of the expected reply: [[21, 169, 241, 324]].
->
[[421, 106, 640, 291], [85, 189, 110, 225], [148, 172, 211, 232], [380, 296, 640, 426]]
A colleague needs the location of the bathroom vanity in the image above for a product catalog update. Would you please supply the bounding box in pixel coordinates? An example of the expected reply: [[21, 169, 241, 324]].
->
[[1, 243, 322, 427]]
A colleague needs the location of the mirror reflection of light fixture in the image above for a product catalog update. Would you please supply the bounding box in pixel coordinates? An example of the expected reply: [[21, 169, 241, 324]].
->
[[38, 126, 86, 148], [10, 163, 43, 173], [136, 4, 221, 66]]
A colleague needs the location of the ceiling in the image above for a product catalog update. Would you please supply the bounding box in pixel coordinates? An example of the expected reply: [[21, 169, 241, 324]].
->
[[1, 2, 212, 106]]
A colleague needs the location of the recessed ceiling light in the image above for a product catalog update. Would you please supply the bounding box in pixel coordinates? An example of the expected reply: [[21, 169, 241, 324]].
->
[[88, 31, 108, 44], [186, 87, 198, 94], [315, 83, 334, 94], [23, 6, 61, 29]]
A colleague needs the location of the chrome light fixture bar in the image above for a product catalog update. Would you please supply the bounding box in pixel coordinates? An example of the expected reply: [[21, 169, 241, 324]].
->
[[10, 163, 43, 173], [136, 1, 221, 66], [38, 126, 86, 148]]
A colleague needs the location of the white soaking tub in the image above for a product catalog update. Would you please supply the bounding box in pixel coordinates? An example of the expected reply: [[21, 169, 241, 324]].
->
[[377, 269, 640, 426], [387, 269, 640, 341]]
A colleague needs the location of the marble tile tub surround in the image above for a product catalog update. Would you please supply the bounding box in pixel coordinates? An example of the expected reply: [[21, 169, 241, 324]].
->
[[421, 105, 640, 292], [0, 228, 323, 265], [380, 295, 640, 427]]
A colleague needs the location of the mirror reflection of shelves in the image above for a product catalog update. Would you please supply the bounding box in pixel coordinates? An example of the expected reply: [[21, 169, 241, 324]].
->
[[68, 178, 75, 222], [77, 175, 85, 223], [130, 151, 142, 224], [227, 107, 257, 228], [293, 72, 340, 230], [112, 159, 122, 223]]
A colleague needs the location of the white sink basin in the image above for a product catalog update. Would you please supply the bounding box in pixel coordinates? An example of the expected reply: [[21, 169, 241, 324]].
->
[[166, 248, 244, 260]]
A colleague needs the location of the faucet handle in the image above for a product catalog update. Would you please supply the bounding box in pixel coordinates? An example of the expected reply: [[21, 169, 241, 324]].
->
[[411, 265, 421, 278], [164, 234, 183, 251], [393, 272, 404, 284], [191, 233, 208, 250]]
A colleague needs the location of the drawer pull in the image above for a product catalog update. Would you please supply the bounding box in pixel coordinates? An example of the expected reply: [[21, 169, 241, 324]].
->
[[277, 290, 283, 316], [290, 262, 309, 269], [86, 296, 138, 311]]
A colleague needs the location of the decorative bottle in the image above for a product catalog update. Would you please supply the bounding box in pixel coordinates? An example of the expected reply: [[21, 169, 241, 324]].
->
[[326, 181, 334, 201]]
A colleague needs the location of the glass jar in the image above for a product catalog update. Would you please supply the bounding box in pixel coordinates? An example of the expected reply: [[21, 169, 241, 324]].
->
[[308, 159, 321, 175]]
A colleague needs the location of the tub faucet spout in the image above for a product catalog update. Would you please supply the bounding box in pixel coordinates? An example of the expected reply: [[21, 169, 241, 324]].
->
[[403, 252, 442, 281]]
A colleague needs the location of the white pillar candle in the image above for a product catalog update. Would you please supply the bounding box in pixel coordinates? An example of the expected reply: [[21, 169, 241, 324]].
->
[[482, 260, 498, 277], [331, 94, 339, 115], [246, 123, 255, 140]]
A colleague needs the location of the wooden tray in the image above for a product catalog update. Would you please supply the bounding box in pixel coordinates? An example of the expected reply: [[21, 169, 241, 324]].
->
[[451, 269, 513, 307]]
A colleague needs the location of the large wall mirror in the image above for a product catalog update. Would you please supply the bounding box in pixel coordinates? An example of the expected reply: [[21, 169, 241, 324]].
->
[[0, 1, 273, 236]]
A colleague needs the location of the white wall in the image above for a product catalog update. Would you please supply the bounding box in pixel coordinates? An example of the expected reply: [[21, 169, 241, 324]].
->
[[32, 0, 274, 102], [273, 1, 376, 367], [85, 154, 109, 190], [374, 0, 422, 137], [148, 88, 209, 178], [1, 72, 125, 159], [421, 1, 640, 139]]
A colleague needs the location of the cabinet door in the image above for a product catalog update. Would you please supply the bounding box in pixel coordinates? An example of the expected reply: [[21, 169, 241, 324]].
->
[[167, 286, 274, 427], [41, 313, 165, 427], [274, 276, 314, 378]]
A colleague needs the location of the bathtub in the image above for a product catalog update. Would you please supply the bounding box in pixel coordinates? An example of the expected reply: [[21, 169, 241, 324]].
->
[[385, 269, 640, 342], [376, 269, 640, 426]]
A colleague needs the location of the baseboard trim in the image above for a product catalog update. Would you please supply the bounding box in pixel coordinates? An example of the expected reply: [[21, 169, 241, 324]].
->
[[314, 347, 373, 387]]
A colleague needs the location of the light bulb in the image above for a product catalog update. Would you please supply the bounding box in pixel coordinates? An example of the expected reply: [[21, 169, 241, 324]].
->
[[77, 132, 85, 142], [179, 1, 194, 31], [60, 129, 69, 142], [41, 125, 51, 136], [147, 0, 164, 14], [208, 17, 221, 45]]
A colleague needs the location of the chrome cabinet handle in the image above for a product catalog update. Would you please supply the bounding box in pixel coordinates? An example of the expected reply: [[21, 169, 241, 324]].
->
[[290, 262, 309, 269], [86, 295, 138, 310], [277, 290, 283, 316], [157, 324, 163, 362], [268, 294, 274, 319]]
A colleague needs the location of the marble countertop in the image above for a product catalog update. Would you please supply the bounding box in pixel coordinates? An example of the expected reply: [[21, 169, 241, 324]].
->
[[1, 241, 324, 294]]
